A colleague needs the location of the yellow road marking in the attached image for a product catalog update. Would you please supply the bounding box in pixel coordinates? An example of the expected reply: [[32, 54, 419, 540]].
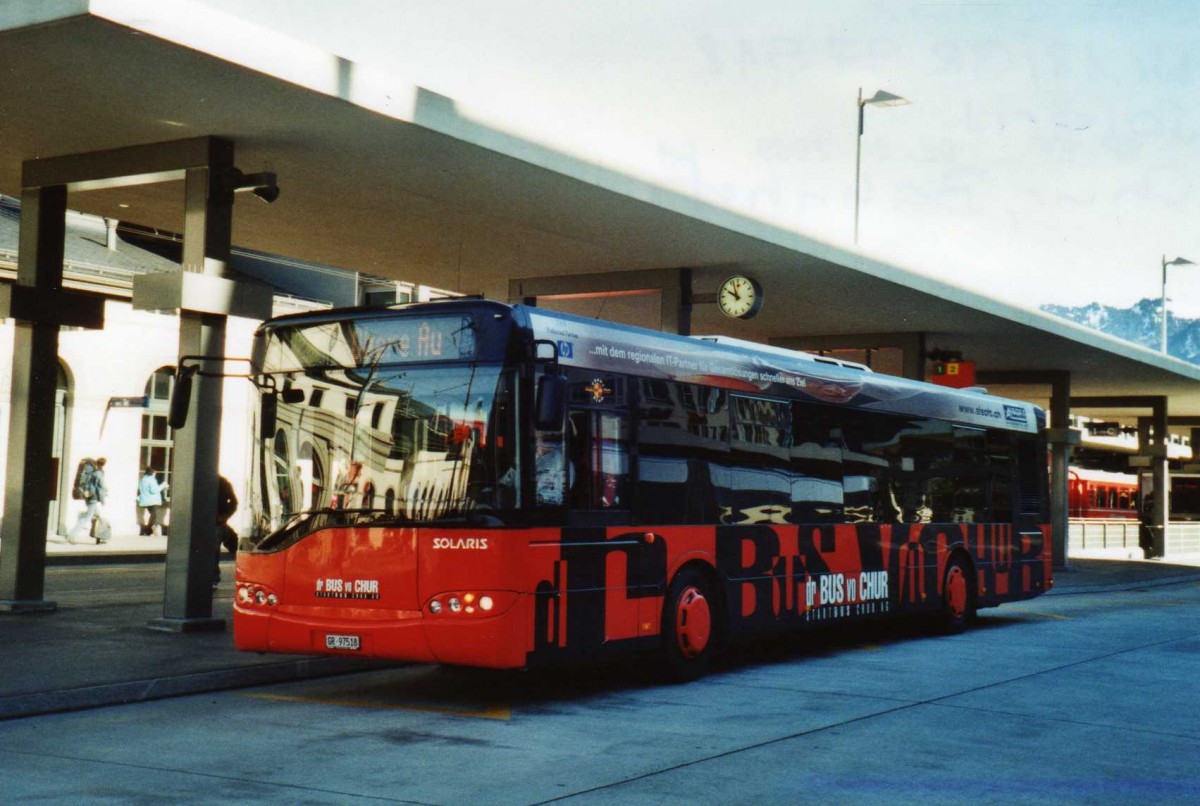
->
[[242, 691, 511, 720]]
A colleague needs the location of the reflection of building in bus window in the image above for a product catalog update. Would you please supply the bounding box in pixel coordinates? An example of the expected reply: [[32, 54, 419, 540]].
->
[[895, 480, 931, 523], [873, 478, 900, 523], [566, 411, 629, 509], [843, 475, 876, 523], [601, 473, 621, 507], [333, 460, 363, 509], [293, 464, 305, 511], [535, 432, 565, 506], [273, 430, 293, 517]]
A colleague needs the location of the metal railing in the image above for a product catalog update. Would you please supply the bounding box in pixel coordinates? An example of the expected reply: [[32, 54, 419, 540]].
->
[[1069, 519, 1140, 551]]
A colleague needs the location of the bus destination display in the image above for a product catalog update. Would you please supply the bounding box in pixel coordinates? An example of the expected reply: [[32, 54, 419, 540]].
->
[[351, 315, 476, 364]]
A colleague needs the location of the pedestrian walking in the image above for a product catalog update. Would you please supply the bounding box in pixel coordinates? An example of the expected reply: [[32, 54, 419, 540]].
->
[[68, 457, 108, 544], [136, 467, 169, 537]]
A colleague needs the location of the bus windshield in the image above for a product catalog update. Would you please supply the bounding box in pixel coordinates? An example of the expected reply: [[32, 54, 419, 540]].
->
[[253, 360, 516, 544]]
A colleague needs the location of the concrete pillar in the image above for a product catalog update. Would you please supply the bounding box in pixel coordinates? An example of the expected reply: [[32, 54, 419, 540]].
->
[[902, 332, 927, 382], [130, 155, 274, 631], [0, 185, 105, 613], [660, 267, 692, 336], [0, 138, 271, 621], [1147, 400, 1166, 556], [1140, 402, 1170, 558], [1045, 373, 1075, 570], [155, 311, 226, 627], [149, 159, 234, 631], [0, 187, 66, 612]]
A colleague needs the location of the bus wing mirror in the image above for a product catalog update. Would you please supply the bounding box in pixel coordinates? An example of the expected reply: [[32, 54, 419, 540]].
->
[[535, 374, 566, 431], [168, 370, 194, 430], [262, 388, 303, 435], [260, 392, 278, 435]]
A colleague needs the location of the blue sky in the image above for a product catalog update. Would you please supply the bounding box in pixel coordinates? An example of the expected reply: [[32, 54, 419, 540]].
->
[[200, 0, 1200, 315]]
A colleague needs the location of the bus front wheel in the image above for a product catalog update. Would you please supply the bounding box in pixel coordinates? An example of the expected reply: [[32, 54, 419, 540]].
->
[[660, 567, 717, 682], [939, 555, 975, 634]]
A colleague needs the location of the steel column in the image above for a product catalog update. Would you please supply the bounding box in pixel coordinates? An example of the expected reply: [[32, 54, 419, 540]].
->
[[0, 186, 68, 612], [149, 158, 235, 632], [1046, 374, 1073, 570]]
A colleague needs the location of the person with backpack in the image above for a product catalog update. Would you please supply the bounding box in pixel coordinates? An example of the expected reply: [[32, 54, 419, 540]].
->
[[68, 457, 108, 544]]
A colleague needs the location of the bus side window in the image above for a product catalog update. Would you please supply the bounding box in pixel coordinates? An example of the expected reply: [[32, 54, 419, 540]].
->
[[534, 430, 567, 506], [568, 410, 630, 509], [634, 380, 728, 524]]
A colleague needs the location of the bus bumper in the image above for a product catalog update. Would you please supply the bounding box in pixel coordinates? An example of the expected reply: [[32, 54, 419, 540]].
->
[[233, 596, 532, 669]]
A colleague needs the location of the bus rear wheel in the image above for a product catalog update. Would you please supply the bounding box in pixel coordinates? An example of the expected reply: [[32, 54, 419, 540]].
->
[[660, 568, 717, 682], [939, 555, 975, 634]]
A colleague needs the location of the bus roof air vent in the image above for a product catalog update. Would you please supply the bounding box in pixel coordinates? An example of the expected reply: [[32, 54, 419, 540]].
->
[[692, 335, 873, 372]]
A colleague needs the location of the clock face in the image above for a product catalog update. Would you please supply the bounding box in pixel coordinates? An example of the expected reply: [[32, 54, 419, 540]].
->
[[718, 275, 763, 319]]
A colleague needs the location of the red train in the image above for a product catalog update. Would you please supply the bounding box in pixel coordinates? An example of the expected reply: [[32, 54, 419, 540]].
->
[[1068, 468, 1138, 519]]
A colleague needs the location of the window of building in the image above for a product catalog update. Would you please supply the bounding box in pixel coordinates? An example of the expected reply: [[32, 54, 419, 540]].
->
[[140, 366, 175, 488]]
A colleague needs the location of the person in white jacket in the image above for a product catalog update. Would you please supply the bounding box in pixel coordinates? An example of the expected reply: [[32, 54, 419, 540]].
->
[[136, 467, 169, 537]]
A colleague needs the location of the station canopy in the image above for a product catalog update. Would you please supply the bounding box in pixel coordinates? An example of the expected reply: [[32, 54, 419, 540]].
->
[[2, 1, 1199, 423]]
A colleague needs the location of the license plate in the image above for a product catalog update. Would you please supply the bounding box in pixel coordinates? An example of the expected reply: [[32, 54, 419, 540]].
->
[[325, 634, 360, 651]]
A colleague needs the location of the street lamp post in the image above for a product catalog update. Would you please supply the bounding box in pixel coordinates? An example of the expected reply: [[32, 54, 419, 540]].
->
[[1161, 254, 1196, 354], [854, 87, 910, 244]]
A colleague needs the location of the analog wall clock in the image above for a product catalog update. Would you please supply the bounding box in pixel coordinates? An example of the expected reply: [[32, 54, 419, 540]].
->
[[717, 275, 763, 319]]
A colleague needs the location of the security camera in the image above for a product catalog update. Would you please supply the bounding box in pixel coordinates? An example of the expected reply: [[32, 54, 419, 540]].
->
[[227, 170, 280, 204], [252, 184, 280, 204], [239, 172, 279, 204]]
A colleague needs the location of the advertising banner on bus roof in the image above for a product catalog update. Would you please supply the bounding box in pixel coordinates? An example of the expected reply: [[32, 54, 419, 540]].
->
[[526, 309, 1039, 433]]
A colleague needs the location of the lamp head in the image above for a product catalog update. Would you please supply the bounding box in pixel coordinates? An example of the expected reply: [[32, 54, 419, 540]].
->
[[862, 89, 910, 108]]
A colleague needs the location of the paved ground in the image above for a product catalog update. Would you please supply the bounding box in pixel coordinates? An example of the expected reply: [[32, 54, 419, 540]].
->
[[1, 546, 1199, 722], [43, 529, 172, 562], [1, 556, 1198, 804]]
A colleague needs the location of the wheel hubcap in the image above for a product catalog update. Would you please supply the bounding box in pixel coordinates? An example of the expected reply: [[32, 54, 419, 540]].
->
[[675, 586, 711, 658], [946, 565, 967, 619]]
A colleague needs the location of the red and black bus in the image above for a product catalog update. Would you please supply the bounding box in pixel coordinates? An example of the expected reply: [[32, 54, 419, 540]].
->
[[235, 299, 1052, 678]]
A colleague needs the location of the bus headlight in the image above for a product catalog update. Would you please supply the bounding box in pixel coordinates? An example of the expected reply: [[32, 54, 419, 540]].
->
[[236, 582, 278, 608], [426, 591, 510, 617]]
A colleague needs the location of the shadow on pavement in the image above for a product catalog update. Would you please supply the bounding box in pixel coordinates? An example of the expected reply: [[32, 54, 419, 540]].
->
[[1, 555, 1198, 721]]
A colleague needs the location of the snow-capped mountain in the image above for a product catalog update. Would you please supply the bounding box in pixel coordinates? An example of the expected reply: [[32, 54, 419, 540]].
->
[[1041, 298, 1200, 364]]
